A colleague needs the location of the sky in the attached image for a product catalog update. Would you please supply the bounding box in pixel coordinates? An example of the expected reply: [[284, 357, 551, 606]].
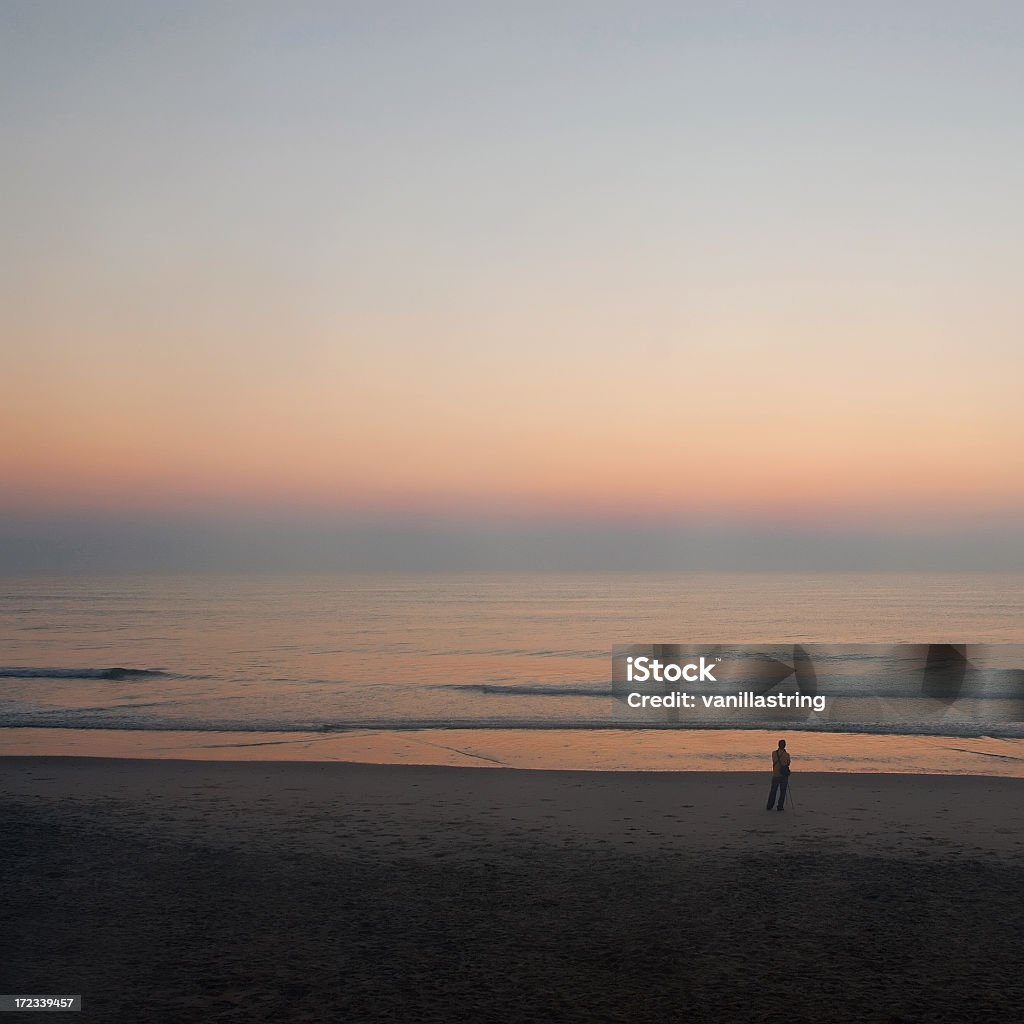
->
[[3, 1, 1023, 570]]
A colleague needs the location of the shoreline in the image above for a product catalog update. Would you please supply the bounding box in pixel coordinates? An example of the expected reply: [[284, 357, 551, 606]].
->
[[4, 725, 1024, 776]]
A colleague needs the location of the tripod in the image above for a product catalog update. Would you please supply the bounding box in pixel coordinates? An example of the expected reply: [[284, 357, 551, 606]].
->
[[785, 776, 797, 813]]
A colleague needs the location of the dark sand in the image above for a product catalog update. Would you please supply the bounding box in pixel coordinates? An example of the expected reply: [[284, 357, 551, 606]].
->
[[3, 758, 1024, 1023]]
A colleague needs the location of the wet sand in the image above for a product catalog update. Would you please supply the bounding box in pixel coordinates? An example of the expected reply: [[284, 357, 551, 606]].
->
[[6, 727, 1024, 776], [3, 758, 1023, 1022]]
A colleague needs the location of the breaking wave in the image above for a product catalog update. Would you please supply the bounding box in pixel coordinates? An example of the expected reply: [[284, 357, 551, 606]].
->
[[0, 711, 1022, 739], [0, 667, 172, 681], [437, 684, 611, 698]]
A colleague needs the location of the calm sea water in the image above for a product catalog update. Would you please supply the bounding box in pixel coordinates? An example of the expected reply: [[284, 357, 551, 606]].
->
[[2, 573, 1023, 746]]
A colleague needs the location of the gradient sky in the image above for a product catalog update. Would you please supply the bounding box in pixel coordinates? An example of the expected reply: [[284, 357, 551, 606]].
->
[[3, 2, 1023, 569]]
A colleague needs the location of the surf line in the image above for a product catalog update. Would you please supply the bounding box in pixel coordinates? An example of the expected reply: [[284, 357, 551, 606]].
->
[[406, 735, 509, 766]]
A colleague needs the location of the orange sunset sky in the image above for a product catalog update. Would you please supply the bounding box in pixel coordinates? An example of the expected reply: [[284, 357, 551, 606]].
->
[[3, 3, 1023, 568]]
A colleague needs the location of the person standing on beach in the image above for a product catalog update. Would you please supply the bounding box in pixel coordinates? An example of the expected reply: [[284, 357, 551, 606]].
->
[[766, 739, 791, 811]]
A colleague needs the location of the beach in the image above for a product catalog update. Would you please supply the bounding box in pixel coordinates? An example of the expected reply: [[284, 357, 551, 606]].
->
[[4, 757, 1023, 1023], [8, 0, 1024, 1019]]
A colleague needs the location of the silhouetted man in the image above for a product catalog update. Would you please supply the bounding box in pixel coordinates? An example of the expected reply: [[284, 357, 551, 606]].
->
[[766, 739, 791, 811]]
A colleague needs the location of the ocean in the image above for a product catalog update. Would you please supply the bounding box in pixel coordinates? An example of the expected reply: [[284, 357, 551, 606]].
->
[[2, 572, 1024, 770]]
